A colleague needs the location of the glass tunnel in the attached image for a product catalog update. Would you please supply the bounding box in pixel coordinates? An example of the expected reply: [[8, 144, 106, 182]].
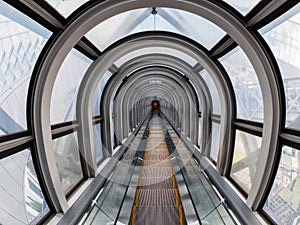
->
[[0, 1, 299, 225]]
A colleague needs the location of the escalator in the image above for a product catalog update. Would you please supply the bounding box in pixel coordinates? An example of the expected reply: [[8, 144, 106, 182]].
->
[[130, 114, 185, 225], [81, 112, 238, 225]]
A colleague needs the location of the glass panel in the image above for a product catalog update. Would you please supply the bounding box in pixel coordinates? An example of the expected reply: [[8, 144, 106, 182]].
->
[[0, 149, 49, 224], [114, 47, 197, 67], [230, 130, 262, 193], [93, 124, 103, 164], [156, 8, 226, 49], [200, 70, 221, 115], [223, 0, 262, 15], [263, 146, 300, 225], [86, 7, 225, 51], [174, 134, 237, 225], [46, 0, 89, 17], [260, 7, 300, 128], [220, 47, 263, 122], [92, 71, 112, 116], [51, 49, 92, 124], [0, 1, 51, 134], [210, 122, 221, 162], [82, 122, 148, 224], [86, 8, 152, 50], [53, 132, 83, 194]]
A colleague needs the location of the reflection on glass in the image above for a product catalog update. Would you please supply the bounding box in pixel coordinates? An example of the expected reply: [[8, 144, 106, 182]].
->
[[223, 0, 261, 15], [86, 7, 225, 51], [0, 1, 51, 134], [210, 122, 221, 162], [175, 134, 237, 224], [264, 146, 300, 225], [86, 8, 152, 50], [93, 124, 103, 164], [53, 132, 83, 194], [200, 70, 221, 115], [46, 0, 88, 17], [114, 47, 197, 67], [260, 8, 300, 128], [83, 123, 147, 224], [230, 130, 262, 193], [221, 47, 263, 122], [51, 49, 92, 124], [92, 71, 112, 116], [0, 149, 49, 224], [156, 8, 226, 49]]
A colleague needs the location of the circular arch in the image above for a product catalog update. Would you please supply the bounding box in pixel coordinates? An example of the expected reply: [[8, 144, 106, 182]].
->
[[118, 72, 195, 137], [116, 79, 178, 140], [101, 68, 185, 148], [110, 66, 199, 141], [99, 53, 213, 152], [28, 0, 283, 211], [77, 33, 235, 180]]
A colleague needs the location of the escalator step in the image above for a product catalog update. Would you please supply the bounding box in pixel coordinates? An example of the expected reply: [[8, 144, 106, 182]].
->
[[134, 206, 180, 225], [143, 159, 170, 167], [137, 189, 177, 206], [140, 177, 174, 189], [142, 167, 172, 178]]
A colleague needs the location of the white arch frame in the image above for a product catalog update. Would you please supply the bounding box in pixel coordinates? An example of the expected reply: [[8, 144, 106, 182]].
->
[[29, 0, 282, 211]]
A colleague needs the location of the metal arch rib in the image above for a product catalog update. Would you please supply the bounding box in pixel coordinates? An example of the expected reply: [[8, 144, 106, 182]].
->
[[118, 72, 192, 136], [111, 62, 203, 145], [102, 53, 212, 149], [76, 33, 234, 182], [29, 0, 282, 214]]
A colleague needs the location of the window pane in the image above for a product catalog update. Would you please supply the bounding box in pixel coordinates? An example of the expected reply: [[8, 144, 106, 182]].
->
[[46, 0, 89, 17], [86, 8, 225, 51], [260, 7, 300, 128], [220, 47, 263, 122], [86, 8, 151, 50], [263, 146, 300, 225], [223, 0, 262, 15], [114, 47, 197, 67], [0, 1, 51, 134], [51, 49, 92, 124], [230, 130, 262, 193], [175, 138, 237, 225], [210, 122, 221, 162], [0, 149, 49, 224], [92, 71, 112, 116], [53, 132, 83, 194], [93, 124, 103, 164], [156, 8, 226, 49], [200, 70, 221, 115]]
